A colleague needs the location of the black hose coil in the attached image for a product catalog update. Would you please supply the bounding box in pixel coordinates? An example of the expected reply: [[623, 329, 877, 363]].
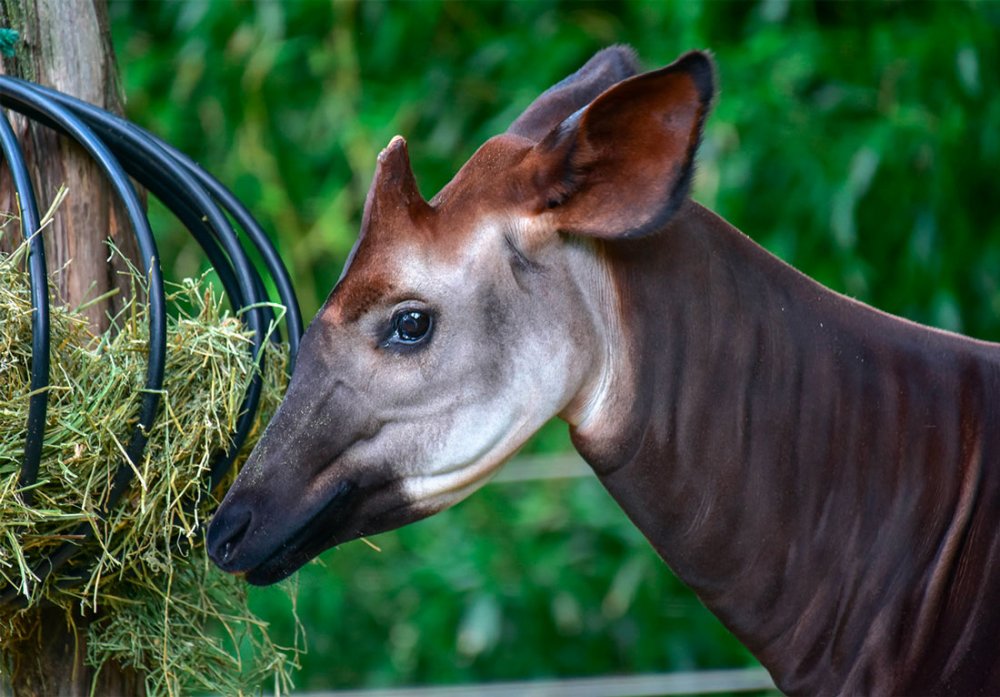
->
[[0, 77, 303, 606]]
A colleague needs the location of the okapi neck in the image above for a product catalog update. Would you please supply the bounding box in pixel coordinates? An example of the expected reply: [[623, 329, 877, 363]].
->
[[571, 200, 1000, 695]]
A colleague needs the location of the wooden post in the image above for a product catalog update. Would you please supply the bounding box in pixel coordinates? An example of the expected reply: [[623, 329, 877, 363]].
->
[[0, 0, 145, 694], [0, 0, 139, 331]]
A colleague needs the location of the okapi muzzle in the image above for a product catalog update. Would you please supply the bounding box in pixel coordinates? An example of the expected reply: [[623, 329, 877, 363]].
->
[[208, 46, 1000, 695]]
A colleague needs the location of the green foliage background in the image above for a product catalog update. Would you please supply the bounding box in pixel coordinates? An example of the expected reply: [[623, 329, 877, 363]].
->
[[107, 0, 999, 691]]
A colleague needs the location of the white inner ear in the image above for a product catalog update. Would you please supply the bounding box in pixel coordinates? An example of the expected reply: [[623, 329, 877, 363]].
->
[[511, 212, 559, 249]]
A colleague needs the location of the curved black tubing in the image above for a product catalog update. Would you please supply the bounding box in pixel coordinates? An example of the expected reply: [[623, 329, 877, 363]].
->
[[0, 78, 168, 515], [17, 82, 297, 488], [0, 80, 166, 606], [0, 111, 48, 506], [19, 80, 302, 487], [0, 76, 303, 606], [16, 80, 302, 369], [26, 87, 275, 488]]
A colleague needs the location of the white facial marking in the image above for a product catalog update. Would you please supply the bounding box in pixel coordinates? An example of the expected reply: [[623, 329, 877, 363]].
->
[[559, 241, 627, 433], [507, 213, 629, 435], [378, 216, 587, 510]]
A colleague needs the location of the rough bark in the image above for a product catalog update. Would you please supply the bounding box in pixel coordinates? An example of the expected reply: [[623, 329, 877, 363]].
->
[[0, 0, 140, 332], [0, 0, 145, 694]]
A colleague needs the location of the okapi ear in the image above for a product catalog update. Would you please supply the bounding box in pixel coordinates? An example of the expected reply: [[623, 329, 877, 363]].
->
[[507, 45, 640, 143], [359, 136, 432, 241], [531, 51, 715, 240]]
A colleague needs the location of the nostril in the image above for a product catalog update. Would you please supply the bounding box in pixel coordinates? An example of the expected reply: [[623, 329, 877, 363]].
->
[[222, 538, 235, 563], [207, 506, 253, 569]]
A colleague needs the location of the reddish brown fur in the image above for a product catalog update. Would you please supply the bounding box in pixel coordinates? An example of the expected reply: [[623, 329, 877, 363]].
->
[[210, 47, 1000, 695]]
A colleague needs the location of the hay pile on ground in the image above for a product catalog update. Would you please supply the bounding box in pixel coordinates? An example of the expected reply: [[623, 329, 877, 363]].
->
[[0, 240, 300, 695]]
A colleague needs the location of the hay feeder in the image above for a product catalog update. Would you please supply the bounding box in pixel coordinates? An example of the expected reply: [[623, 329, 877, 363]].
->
[[0, 76, 304, 691]]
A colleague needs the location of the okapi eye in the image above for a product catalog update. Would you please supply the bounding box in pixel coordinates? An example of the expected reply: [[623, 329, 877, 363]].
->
[[391, 310, 432, 344]]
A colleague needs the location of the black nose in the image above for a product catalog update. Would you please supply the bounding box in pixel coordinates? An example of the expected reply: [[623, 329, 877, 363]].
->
[[206, 504, 253, 571]]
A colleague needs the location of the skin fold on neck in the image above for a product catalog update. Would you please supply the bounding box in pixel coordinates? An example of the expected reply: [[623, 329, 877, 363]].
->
[[569, 198, 1000, 695]]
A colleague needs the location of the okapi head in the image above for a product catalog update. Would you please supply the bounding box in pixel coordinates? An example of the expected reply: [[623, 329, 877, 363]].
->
[[208, 47, 714, 585]]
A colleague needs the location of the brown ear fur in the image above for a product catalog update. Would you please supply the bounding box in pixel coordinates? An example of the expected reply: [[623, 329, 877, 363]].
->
[[507, 45, 640, 143], [530, 51, 715, 240]]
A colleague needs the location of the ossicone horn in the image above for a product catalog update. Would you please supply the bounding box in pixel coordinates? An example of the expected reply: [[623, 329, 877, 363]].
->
[[360, 136, 432, 237]]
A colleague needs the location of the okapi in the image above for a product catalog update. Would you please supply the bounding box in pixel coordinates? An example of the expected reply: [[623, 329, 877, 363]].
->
[[208, 47, 1000, 695]]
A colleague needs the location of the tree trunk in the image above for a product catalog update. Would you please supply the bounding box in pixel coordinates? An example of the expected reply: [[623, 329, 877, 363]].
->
[[0, 0, 139, 332], [0, 0, 145, 694]]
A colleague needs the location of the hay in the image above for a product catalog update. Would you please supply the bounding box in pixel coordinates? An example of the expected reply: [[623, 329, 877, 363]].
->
[[0, 235, 300, 695]]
